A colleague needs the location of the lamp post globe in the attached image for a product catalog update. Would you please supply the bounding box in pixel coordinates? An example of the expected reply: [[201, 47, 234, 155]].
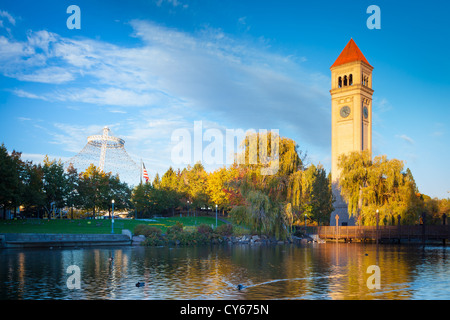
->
[[187, 201, 190, 217]]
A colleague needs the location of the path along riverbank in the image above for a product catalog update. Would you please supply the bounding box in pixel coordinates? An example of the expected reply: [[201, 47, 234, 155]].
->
[[0, 231, 132, 248]]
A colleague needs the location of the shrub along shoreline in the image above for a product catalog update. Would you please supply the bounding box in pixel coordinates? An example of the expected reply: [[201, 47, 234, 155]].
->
[[133, 223, 305, 246]]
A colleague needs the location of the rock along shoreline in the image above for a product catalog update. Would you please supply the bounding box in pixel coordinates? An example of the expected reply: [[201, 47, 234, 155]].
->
[[132, 233, 317, 246]]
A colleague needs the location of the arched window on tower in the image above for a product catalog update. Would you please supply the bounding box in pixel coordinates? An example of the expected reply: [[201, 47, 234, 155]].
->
[[338, 76, 342, 88], [343, 75, 348, 86], [349, 74, 353, 86]]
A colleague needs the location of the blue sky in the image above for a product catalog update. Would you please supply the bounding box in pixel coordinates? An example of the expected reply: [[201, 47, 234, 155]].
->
[[0, 0, 449, 198]]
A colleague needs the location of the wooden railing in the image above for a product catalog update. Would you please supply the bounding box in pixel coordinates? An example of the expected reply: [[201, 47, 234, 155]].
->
[[305, 225, 450, 243]]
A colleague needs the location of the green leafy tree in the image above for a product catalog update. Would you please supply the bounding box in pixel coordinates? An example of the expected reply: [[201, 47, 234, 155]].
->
[[309, 165, 333, 225], [0, 144, 22, 218], [21, 160, 45, 215], [77, 164, 111, 218], [65, 163, 79, 219], [107, 174, 132, 217], [160, 167, 182, 215], [42, 156, 67, 216], [132, 181, 177, 218], [131, 183, 151, 218], [286, 164, 333, 226]]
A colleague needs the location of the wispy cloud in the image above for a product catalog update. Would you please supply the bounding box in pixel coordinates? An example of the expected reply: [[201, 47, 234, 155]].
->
[[0, 10, 16, 30], [396, 134, 415, 144], [15, 66, 75, 84], [53, 87, 161, 107], [17, 116, 32, 121], [49, 123, 105, 153], [108, 109, 127, 114], [0, 11, 15, 25], [373, 97, 392, 113], [430, 122, 445, 138], [11, 89, 49, 100], [21, 153, 70, 164], [155, 0, 188, 9]]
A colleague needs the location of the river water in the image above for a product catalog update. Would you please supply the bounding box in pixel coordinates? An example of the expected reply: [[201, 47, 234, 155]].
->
[[0, 243, 448, 300]]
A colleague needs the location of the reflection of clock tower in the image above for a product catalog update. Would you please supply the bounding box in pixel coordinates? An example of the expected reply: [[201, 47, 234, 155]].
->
[[330, 39, 373, 226]]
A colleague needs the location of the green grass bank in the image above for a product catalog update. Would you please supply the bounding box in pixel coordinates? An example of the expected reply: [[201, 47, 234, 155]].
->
[[0, 217, 229, 235]]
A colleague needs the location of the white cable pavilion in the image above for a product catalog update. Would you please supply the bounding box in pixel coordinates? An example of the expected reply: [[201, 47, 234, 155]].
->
[[65, 127, 141, 187]]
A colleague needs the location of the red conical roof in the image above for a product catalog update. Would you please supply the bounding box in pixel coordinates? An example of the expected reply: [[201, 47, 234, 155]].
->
[[331, 38, 372, 68]]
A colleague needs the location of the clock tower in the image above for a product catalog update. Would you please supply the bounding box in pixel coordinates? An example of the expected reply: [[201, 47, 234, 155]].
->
[[330, 39, 374, 226]]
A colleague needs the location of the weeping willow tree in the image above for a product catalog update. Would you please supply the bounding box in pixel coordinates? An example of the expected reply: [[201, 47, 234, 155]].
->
[[286, 164, 333, 226], [240, 131, 304, 179], [338, 150, 372, 219], [229, 132, 302, 239], [287, 171, 302, 211], [338, 150, 421, 225], [246, 190, 273, 236], [230, 188, 293, 240], [229, 131, 331, 239]]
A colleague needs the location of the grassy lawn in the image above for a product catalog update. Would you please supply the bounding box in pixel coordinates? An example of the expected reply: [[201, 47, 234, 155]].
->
[[0, 216, 229, 235]]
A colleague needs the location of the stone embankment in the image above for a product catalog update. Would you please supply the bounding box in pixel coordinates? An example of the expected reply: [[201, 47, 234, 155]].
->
[[225, 234, 310, 245], [131, 233, 316, 246], [0, 231, 132, 248]]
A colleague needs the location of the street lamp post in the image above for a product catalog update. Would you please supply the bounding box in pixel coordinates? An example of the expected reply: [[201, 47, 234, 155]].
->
[[50, 202, 55, 219], [187, 201, 190, 217], [111, 200, 115, 234], [215, 204, 218, 229]]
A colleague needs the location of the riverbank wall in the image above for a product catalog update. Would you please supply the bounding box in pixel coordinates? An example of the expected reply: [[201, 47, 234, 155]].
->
[[0, 232, 132, 248]]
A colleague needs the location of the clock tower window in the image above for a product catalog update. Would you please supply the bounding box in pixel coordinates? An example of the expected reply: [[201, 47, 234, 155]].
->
[[362, 75, 370, 86]]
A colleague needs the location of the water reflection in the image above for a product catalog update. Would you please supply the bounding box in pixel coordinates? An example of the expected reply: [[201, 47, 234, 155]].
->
[[0, 243, 448, 300]]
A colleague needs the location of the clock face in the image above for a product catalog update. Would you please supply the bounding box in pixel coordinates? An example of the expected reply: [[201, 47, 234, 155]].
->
[[363, 106, 369, 119], [340, 106, 351, 118]]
